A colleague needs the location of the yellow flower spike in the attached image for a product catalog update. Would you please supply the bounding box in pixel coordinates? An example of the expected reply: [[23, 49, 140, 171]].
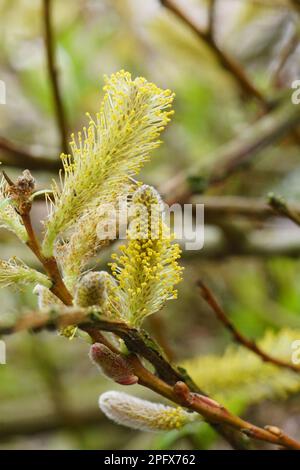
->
[[42, 70, 175, 257], [110, 185, 183, 327], [99, 391, 198, 432]]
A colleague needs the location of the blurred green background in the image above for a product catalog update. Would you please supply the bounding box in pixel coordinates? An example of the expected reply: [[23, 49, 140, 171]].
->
[[0, 0, 300, 449]]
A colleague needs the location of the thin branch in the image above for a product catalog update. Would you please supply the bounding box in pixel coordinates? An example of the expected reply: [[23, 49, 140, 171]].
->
[[191, 195, 275, 220], [198, 280, 300, 373], [160, 0, 269, 107], [291, 0, 300, 13], [0, 136, 60, 171], [1, 308, 300, 449], [1, 177, 248, 450], [21, 208, 73, 305], [272, 31, 299, 87], [161, 99, 300, 206], [269, 193, 300, 227], [207, 101, 300, 185], [207, 0, 217, 39], [3, 170, 73, 305], [43, 0, 68, 154]]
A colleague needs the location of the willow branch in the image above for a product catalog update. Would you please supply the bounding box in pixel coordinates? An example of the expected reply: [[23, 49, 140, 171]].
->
[[160, 0, 268, 107], [0, 136, 60, 171], [161, 99, 300, 206], [207, 101, 300, 185], [43, 0, 68, 154], [192, 195, 277, 220], [291, 0, 300, 13], [2, 170, 73, 305], [21, 210, 73, 305], [1, 309, 300, 449], [198, 280, 300, 373], [269, 194, 300, 227], [207, 0, 217, 39]]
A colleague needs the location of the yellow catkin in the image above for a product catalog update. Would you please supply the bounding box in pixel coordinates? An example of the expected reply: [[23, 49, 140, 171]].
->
[[109, 185, 183, 327], [58, 184, 133, 291], [42, 70, 174, 257]]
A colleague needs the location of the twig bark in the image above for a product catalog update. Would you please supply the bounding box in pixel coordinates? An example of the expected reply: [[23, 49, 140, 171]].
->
[[1, 309, 300, 450], [272, 31, 299, 88], [207, 101, 300, 185], [43, 0, 68, 154], [2, 171, 249, 449], [0, 136, 60, 171], [160, 0, 269, 107], [2, 169, 72, 305], [269, 194, 300, 227], [198, 280, 300, 373], [21, 210, 73, 305], [207, 0, 217, 39]]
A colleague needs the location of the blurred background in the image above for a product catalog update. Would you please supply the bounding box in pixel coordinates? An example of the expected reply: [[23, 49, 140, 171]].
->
[[0, 0, 300, 450]]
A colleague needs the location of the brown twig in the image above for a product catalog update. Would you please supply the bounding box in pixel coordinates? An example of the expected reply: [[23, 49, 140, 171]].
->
[[191, 195, 274, 220], [1, 173, 249, 449], [43, 0, 68, 154], [21, 211, 73, 305], [272, 31, 299, 88], [208, 102, 300, 185], [3, 169, 72, 305], [198, 280, 300, 373], [207, 0, 217, 40], [2, 309, 300, 450], [269, 194, 300, 227], [160, 0, 269, 107], [148, 315, 175, 362], [160, 99, 300, 206], [291, 0, 300, 13], [0, 136, 60, 171]]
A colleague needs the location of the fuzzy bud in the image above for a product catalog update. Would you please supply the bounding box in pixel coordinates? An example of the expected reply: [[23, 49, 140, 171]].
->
[[75, 271, 124, 321], [131, 184, 164, 212], [89, 343, 138, 385], [42, 70, 175, 257], [264, 425, 282, 436], [6, 170, 35, 215], [99, 391, 198, 432], [16, 170, 35, 196], [75, 271, 108, 308]]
